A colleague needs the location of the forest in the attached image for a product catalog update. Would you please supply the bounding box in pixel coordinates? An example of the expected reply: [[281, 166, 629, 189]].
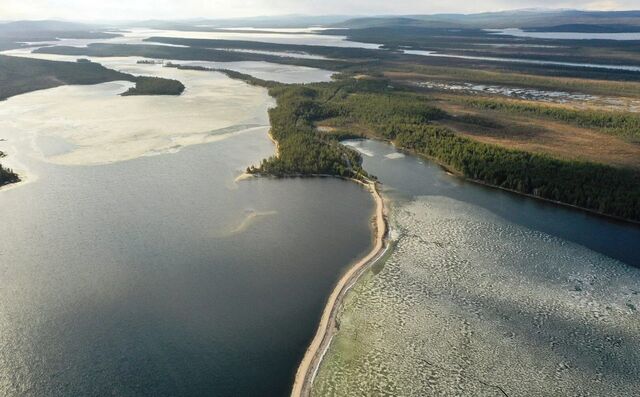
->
[[0, 55, 134, 100], [121, 76, 185, 96], [218, 71, 640, 221], [0, 152, 19, 187]]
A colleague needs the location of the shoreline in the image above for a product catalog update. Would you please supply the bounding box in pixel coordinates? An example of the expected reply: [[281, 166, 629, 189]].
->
[[348, 137, 640, 226], [290, 179, 388, 397]]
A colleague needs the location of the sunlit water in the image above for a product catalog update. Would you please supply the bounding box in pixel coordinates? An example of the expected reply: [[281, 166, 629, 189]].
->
[[0, 50, 375, 396], [3, 26, 640, 396], [314, 139, 640, 396]]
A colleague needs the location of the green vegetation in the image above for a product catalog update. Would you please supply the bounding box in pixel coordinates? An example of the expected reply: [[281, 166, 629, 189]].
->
[[121, 76, 185, 96], [457, 97, 640, 142], [0, 54, 133, 100], [0, 55, 186, 100], [0, 152, 19, 187], [35, 43, 354, 72], [393, 124, 640, 220], [215, 69, 640, 221]]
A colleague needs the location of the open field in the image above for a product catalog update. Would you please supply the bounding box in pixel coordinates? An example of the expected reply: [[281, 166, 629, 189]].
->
[[431, 97, 640, 169]]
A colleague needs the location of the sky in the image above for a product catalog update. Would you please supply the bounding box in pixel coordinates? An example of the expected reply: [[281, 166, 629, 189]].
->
[[0, 0, 638, 21]]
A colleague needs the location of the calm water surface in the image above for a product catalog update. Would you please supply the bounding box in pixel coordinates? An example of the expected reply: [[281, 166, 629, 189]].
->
[[0, 58, 374, 396], [314, 140, 640, 396], [344, 139, 640, 267]]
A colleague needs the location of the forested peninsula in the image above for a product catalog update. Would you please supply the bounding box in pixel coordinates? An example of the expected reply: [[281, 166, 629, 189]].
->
[[0, 55, 185, 101], [212, 69, 640, 222]]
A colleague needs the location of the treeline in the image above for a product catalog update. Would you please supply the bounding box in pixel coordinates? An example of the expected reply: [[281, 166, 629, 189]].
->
[[121, 76, 185, 96], [167, 65, 280, 89], [394, 124, 640, 221], [0, 153, 19, 187], [249, 85, 368, 179], [35, 43, 353, 72], [458, 97, 640, 141], [0, 55, 133, 100], [320, 80, 640, 220], [218, 72, 639, 221]]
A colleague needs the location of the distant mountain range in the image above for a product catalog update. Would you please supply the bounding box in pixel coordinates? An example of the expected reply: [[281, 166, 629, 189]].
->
[[2, 9, 640, 32], [330, 10, 640, 29]]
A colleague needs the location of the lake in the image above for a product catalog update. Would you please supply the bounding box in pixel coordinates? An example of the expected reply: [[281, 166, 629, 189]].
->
[[0, 55, 374, 396], [314, 139, 640, 396]]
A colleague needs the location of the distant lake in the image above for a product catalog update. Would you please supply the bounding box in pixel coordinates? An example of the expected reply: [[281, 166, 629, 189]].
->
[[488, 28, 640, 41], [317, 139, 640, 396], [0, 58, 374, 396]]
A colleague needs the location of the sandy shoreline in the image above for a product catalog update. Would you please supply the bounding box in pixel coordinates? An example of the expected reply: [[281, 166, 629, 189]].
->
[[290, 179, 388, 397]]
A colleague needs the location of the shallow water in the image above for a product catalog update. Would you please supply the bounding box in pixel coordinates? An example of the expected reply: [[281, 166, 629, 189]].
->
[[344, 139, 640, 266], [167, 60, 335, 83], [3, 45, 335, 85], [0, 66, 273, 165], [314, 139, 640, 396], [0, 51, 375, 396]]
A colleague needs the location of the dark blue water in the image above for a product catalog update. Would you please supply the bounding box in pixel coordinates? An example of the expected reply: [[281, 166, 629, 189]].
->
[[0, 131, 374, 396], [345, 139, 640, 268]]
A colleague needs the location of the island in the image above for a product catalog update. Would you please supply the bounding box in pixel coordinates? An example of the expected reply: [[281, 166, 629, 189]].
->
[[0, 151, 19, 187], [121, 76, 185, 96]]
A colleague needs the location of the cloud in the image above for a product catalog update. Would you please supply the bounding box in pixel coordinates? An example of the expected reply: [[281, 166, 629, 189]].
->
[[0, 0, 637, 21]]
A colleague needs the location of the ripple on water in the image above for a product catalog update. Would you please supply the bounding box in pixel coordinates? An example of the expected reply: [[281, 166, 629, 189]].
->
[[313, 196, 640, 396]]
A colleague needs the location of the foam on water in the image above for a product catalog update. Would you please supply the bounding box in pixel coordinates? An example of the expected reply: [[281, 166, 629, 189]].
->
[[314, 196, 640, 396]]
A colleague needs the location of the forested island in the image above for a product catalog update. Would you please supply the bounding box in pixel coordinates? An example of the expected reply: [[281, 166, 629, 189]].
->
[[0, 152, 19, 187], [122, 76, 185, 96]]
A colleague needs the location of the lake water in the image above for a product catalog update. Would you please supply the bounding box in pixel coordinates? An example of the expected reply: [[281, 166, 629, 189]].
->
[[488, 28, 640, 41], [2, 27, 640, 396], [344, 139, 640, 267], [314, 139, 640, 396], [20, 28, 380, 51], [403, 49, 640, 73], [0, 54, 374, 396]]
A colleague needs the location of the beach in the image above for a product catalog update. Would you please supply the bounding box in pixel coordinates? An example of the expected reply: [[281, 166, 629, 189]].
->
[[290, 179, 388, 397]]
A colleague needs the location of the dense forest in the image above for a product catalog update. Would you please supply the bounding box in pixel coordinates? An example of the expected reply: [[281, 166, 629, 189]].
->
[[0, 153, 19, 187], [217, 71, 640, 221], [122, 76, 185, 96]]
